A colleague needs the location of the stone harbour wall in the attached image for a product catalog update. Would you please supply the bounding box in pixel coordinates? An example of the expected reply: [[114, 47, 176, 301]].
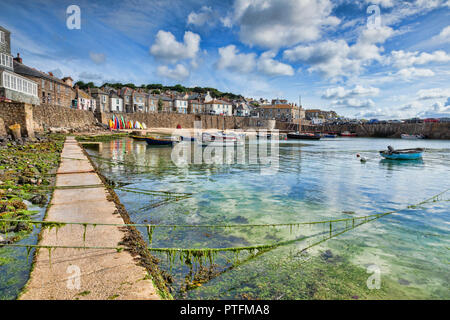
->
[[32, 103, 98, 131], [0, 101, 34, 137], [98, 112, 276, 130]]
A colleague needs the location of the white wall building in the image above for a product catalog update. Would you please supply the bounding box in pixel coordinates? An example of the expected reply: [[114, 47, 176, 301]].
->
[[204, 99, 233, 116]]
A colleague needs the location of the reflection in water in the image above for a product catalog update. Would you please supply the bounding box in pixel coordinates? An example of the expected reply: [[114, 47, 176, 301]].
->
[[87, 137, 449, 299]]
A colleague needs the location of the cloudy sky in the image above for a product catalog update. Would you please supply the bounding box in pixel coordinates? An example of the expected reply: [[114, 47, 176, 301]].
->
[[1, 0, 449, 119]]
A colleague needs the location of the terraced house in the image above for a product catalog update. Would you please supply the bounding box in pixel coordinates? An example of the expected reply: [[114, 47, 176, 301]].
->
[[90, 88, 109, 112], [258, 103, 304, 122], [0, 26, 39, 104], [14, 53, 74, 107]]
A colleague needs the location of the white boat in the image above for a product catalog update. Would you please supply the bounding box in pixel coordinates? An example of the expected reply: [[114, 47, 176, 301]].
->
[[198, 132, 245, 147], [401, 134, 424, 140]]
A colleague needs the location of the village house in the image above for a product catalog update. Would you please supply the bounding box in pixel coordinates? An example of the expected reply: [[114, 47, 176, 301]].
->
[[119, 87, 133, 113], [233, 101, 251, 117], [108, 91, 123, 112], [258, 103, 304, 122], [305, 109, 338, 123], [90, 88, 109, 112], [13, 54, 75, 108], [204, 99, 233, 116], [189, 98, 204, 114], [0, 26, 39, 104], [74, 87, 96, 111], [147, 94, 158, 113], [133, 89, 146, 113], [158, 95, 173, 113], [173, 95, 188, 114]]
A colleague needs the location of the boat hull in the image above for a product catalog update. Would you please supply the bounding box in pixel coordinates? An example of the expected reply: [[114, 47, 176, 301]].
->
[[379, 148, 424, 160], [144, 137, 175, 146], [130, 135, 148, 141], [287, 133, 321, 140]]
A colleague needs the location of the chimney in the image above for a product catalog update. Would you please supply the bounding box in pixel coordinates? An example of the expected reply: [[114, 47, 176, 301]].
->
[[13, 53, 23, 64], [48, 72, 54, 77]]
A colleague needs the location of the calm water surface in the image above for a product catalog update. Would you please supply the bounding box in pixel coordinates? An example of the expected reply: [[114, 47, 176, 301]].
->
[[86, 137, 449, 299]]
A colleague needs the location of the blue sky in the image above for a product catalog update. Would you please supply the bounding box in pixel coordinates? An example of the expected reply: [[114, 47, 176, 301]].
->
[[1, 0, 449, 119]]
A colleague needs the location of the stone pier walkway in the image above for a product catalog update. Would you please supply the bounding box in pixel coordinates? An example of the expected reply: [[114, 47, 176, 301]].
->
[[20, 137, 160, 300]]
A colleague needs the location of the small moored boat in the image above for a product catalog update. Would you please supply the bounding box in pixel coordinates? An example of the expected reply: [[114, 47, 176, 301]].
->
[[341, 131, 357, 137], [401, 134, 424, 140], [379, 146, 424, 160], [145, 136, 179, 146], [130, 135, 148, 141], [287, 132, 321, 140]]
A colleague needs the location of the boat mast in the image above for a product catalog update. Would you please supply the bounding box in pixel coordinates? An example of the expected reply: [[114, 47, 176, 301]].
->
[[298, 95, 302, 133]]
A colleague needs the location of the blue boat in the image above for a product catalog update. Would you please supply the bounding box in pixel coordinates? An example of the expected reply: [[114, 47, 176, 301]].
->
[[144, 136, 178, 146], [379, 146, 424, 160]]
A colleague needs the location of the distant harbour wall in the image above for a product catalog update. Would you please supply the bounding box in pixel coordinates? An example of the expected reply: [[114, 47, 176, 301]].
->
[[307, 123, 450, 139]]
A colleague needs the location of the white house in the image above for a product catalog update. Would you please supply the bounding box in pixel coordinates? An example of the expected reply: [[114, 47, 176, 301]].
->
[[204, 99, 233, 116], [109, 92, 123, 112], [173, 97, 188, 114]]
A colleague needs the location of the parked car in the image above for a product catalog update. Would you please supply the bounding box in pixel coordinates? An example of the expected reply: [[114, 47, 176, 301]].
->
[[368, 119, 379, 124], [424, 118, 439, 123]]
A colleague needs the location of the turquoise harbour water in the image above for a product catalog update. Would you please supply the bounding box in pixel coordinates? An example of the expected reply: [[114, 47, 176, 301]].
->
[[85, 136, 449, 300], [2, 136, 447, 300]]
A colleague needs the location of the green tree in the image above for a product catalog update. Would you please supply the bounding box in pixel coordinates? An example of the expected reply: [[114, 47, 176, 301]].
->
[[158, 99, 163, 112]]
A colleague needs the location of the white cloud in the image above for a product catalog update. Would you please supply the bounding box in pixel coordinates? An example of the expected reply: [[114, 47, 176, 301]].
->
[[396, 67, 435, 79], [150, 30, 201, 64], [217, 46, 294, 77], [227, 0, 340, 49], [431, 26, 450, 44], [332, 98, 376, 109], [257, 51, 294, 76], [365, 0, 394, 8], [283, 26, 394, 79], [417, 88, 450, 100], [89, 52, 106, 65], [417, 101, 450, 118], [322, 85, 380, 99], [187, 6, 216, 27], [388, 50, 450, 68], [216, 45, 257, 73], [157, 64, 190, 81]]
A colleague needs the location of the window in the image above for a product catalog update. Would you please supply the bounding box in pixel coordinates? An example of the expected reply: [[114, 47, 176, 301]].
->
[[42, 79, 45, 89], [0, 53, 13, 69], [49, 82, 53, 90], [2, 71, 38, 97], [0, 31, 5, 43]]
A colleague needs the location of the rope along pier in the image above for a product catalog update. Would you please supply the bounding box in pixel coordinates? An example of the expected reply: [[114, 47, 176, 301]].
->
[[2, 188, 448, 265]]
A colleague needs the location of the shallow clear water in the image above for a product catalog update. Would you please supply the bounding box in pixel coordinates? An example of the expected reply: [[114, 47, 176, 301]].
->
[[87, 137, 449, 299]]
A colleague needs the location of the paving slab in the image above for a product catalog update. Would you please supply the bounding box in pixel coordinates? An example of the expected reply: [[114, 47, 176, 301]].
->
[[20, 137, 160, 300]]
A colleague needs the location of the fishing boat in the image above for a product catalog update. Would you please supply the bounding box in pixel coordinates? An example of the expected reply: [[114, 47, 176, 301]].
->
[[341, 131, 357, 137], [144, 136, 179, 146], [379, 146, 424, 160], [401, 134, 424, 139], [323, 133, 337, 138], [287, 132, 321, 140]]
